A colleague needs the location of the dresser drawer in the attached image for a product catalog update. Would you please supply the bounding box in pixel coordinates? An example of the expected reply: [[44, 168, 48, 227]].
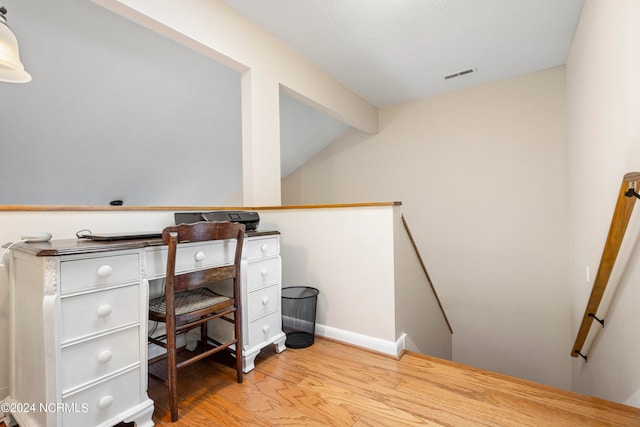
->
[[145, 240, 236, 278], [248, 284, 280, 322], [60, 254, 139, 294], [60, 285, 139, 343], [61, 326, 140, 392], [247, 311, 282, 347], [246, 257, 281, 291], [246, 237, 279, 260], [62, 367, 140, 427]]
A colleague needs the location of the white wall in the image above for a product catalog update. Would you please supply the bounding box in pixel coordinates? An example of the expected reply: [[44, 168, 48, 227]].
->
[[258, 205, 452, 358], [566, 0, 640, 405], [0, 0, 242, 206], [393, 208, 452, 360], [259, 207, 398, 347], [282, 68, 571, 390], [94, 0, 378, 206], [0, 0, 360, 207]]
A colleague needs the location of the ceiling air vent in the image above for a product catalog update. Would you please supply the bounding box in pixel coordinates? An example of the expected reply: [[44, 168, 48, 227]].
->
[[444, 68, 475, 80]]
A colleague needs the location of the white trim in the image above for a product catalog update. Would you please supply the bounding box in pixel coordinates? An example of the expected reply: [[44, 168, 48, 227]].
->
[[625, 388, 640, 409], [395, 333, 407, 356], [315, 324, 406, 358]]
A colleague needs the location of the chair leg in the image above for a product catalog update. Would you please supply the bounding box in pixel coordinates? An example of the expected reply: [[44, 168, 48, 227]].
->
[[201, 321, 208, 353], [167, 321, 179, 422], [234, 311, 243, 383]]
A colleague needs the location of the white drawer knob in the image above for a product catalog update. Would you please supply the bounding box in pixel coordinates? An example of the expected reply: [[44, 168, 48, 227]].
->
[[97, 395, 114, 410], [260, 268, 268, 277], [97, 350, 113, 364], [262, 325, 270, 334], [96, 304, 112, 317], [194, 251, 205, 262], [97, 265, 113, 278], [261, 244, 268, 253], [262, 297, 270, 305]]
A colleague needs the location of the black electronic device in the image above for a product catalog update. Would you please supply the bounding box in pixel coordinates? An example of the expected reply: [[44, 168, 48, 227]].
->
[[174, 211, 260, 231], [78, 231, 162, 241]]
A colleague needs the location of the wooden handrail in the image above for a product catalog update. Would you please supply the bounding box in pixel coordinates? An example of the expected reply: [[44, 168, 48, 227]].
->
[[401, 214, 453, 334], [571, 172, 640, 358]]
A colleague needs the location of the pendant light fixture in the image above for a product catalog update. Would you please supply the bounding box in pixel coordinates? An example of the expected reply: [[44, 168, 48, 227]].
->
[[0, 6, 31, 83]]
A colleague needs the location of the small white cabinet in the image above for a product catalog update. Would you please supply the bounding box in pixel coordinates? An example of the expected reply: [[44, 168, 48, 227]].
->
[[3, 230, 285, 427]]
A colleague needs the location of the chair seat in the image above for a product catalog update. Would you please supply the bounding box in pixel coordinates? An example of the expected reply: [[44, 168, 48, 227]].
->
[[149, 288, 232, 317]]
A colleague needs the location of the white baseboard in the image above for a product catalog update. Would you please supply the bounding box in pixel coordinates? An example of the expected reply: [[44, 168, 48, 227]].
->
[[315, 324, 406, 358], [625, 388, 640, 408]]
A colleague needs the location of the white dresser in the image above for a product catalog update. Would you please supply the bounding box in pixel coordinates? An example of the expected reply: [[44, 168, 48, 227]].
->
[[3, 231, 285, 427]]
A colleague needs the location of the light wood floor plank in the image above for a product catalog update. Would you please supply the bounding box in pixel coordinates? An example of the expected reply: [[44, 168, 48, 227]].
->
[[221, 370, 357, 426], [122, 337, 640, 426], [297, 375, 439, 426], [399, 352, 640, 426], [3, 337, 639, 426]]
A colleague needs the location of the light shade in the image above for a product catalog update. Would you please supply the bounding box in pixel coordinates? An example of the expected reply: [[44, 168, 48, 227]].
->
[[0, 10, 31, 83]]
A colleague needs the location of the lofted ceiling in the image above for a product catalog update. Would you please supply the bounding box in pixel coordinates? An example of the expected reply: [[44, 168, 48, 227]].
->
[[223, 0, 585, 106]]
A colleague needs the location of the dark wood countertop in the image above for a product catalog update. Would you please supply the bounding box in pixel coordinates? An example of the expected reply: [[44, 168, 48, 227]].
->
[[5, 230, 279, 257]]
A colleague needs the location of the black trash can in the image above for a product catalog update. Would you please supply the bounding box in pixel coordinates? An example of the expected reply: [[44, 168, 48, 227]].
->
[[281, 286, 319, 349]]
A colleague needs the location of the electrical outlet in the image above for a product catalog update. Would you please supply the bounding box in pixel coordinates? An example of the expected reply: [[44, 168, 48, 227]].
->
[[586, 265, 590, 283]]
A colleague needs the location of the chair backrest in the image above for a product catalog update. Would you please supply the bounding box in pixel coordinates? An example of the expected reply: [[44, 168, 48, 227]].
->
[[163, 221, 246, 294]]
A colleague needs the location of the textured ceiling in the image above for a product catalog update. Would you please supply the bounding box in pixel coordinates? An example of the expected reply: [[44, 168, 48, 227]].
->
[[223, 0, 585, 106]]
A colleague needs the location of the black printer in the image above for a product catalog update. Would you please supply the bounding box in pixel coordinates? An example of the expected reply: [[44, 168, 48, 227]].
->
[[174, 211, 260, 231]]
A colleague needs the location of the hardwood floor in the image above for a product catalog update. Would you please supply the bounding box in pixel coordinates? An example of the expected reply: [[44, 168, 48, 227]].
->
[[143, 337, 640, 426]]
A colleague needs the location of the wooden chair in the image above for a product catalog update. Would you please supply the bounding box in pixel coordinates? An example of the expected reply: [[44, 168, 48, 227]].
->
[[148, 221, 245, 422]]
